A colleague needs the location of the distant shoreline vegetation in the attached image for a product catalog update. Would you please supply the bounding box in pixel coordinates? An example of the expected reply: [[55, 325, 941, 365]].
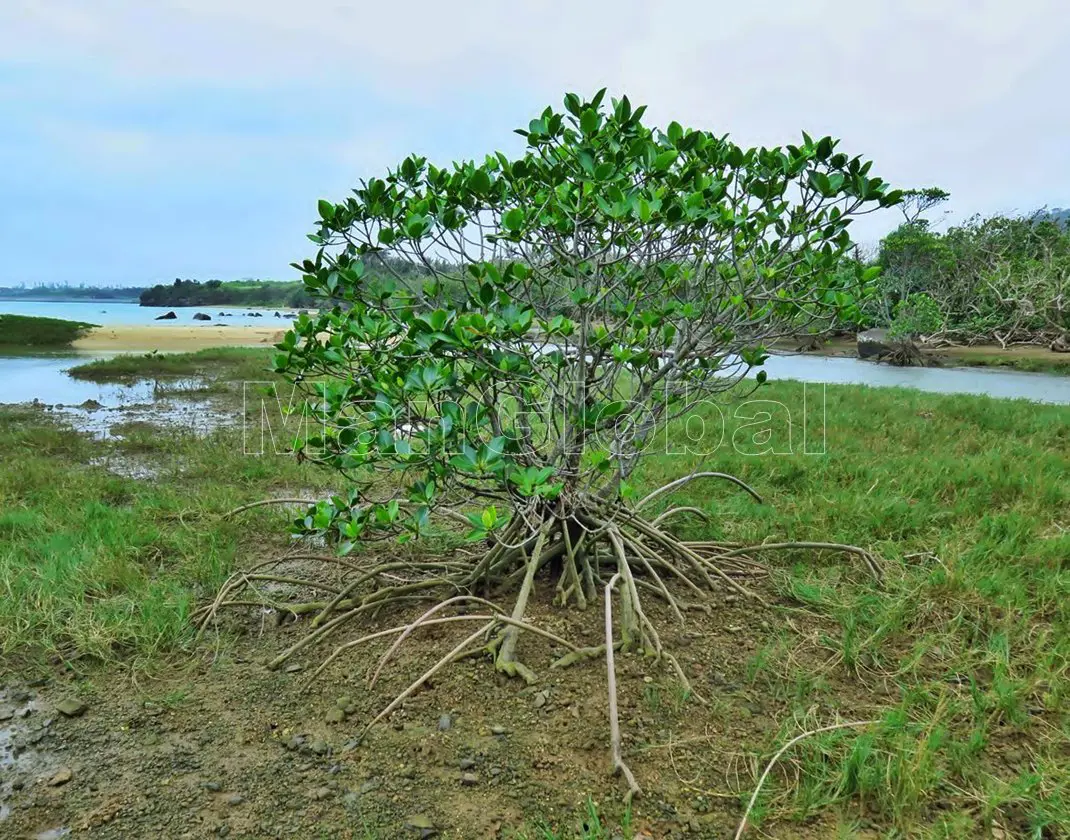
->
[[0, 284, 143, 301], [138, 278, 315, 308]]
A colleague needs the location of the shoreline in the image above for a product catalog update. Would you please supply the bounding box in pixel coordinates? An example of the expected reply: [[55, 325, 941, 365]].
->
[[71, 324, 287, 352], [789, 336, 1070, 376], [23, 324, 1070, 376]]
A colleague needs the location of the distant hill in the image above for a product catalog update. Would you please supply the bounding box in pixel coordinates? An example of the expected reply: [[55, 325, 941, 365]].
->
[[1039, 207, 1070, 225]]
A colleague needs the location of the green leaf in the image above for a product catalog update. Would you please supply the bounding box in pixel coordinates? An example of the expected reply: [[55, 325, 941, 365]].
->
[[317, 200, 335, 221], [653, 150, 678, 171], [469, 169, 491, 194], [580, 109, 600, 135], [502, 207, 525, 232]]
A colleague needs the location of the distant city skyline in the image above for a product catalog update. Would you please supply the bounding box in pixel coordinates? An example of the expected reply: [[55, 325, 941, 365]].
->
[[2, 1, 1068, 287]]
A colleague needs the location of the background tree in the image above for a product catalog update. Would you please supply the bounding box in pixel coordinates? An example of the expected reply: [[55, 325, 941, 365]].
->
[[205, 91, 900, 796]]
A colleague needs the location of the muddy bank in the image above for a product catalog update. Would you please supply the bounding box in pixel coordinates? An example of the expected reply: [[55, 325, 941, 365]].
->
[[792, 336, 1070, 374], [72, 326, 287, 353]]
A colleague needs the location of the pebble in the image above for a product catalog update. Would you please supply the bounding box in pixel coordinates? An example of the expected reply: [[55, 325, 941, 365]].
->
[[437, 714, 452, 731], [336, 696, 352, 709], [48, 767, 73, 786], [458, 758, 477, 770], [325, 708, 346, 724], [309, 739, 329, 756], [405, 813, 437, 835], [533, 692, 548, 709], [226, 794, 244, 806], [489, 724, 507, 736], [460, 772, 479, 786], [308, 786, 332, 801], [201, 781, 223, 792], [0, 708, 13, 722], [284, 664, 303, 674], [56, 698, 88, 718]]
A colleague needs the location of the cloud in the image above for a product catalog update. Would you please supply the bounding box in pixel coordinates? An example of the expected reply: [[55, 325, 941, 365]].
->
[[0, 0, 1068, 283]]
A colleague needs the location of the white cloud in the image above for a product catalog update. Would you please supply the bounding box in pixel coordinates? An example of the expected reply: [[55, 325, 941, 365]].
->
[[2, 0, 1069, 239]]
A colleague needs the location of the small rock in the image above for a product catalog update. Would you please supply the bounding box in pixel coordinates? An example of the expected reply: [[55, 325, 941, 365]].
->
[[192, 312, 212, 321], [284, 735, 305, 751], [56, 698, 88, 718], [460, 772, 479, 786], [325, 708, 346, 724], [336, 696, 352, 709], [533, 692, 548, 709], [0, 708, 12, 722], [284, 664, 303, 674], [48, 767, 73, 786], [437, 714, 452, 731], [201, 781, 223, 792], [398, 766, 415, 780], [15, 706, 32, 719], [405, 814, 437, 836], [489, 724, 507, 736], [458, 758, 477, 770], [724, 595, 739, 605], [308, 786, 332, 801], [226, 794, 244, 806], [359, 778, 381, 795], [309, 739, 329, 756]]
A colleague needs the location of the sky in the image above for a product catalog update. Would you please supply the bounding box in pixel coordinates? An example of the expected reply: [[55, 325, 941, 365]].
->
[[1, 0, 1068, 287]]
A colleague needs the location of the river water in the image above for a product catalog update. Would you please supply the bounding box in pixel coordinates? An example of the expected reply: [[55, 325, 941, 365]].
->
[[1, 301, 1068, 407], [2, 349, 1069, 408]]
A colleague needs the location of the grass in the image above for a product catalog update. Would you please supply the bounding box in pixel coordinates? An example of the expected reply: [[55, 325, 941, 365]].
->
[[945, 350, 1070, 375], [630, 383, 1069, 836], [0, 359, 1067, 836], [0, 313, 98, 346], [0, 404, 324, 668], [67, 346, 274, 382]]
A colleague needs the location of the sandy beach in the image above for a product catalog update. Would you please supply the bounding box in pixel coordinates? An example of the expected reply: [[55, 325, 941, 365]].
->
[[72, 324, 287, 352]]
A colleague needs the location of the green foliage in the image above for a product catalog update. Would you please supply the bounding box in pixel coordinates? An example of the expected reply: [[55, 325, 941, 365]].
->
[[0, 314, 98, 346], [872, 208, 1070, 343], [889, 292, 942, 339], [139, 277, 316, 309], [277, 90, 899, 549]]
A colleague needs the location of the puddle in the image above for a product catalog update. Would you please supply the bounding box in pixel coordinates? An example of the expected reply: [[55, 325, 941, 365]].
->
[[55, 398, 238, 440], [0, 687, 60, 825]]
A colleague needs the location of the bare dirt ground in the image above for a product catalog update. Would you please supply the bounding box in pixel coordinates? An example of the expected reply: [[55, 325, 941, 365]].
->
[[0, 575, 872, 840]]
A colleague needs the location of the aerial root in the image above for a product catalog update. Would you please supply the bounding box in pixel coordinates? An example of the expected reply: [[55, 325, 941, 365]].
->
[[605, 572, 642, 803], [202, 481, 888, 804]]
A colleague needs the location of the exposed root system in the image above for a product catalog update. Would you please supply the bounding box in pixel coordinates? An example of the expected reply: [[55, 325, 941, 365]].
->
[[196, 475, 882, 801]]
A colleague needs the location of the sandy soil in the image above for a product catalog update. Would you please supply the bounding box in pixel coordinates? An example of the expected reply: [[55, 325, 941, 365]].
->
[[72, 325, 288, 352]]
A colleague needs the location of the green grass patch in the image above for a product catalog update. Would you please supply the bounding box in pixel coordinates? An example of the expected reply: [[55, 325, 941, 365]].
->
[[0, 406, 323, 668], [0, 313, 98, 347], [0, 376, 1067, 835], [68, 347, 274, 382]]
